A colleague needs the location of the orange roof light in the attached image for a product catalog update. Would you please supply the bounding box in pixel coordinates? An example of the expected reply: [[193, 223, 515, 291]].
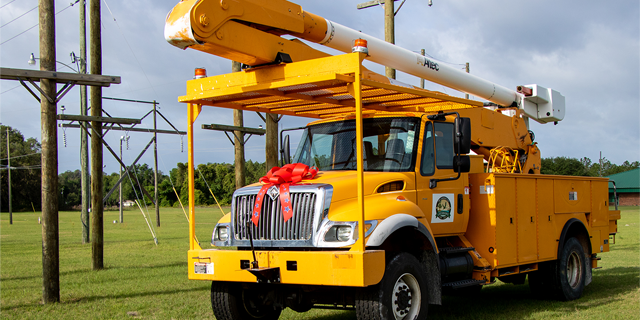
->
[[194, 67, 207, 79], [354, 38, 367, 47], [352, 38, 369, 54]]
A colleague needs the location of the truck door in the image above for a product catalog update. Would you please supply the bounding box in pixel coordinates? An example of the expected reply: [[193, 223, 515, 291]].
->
[[416, 120, 468, 235]]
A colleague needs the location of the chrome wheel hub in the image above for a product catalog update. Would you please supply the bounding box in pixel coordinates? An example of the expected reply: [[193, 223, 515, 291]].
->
[[392, 273, 421, 320]]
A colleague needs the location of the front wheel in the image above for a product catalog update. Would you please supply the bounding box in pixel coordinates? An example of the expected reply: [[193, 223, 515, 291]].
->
[[356, 252, 429, 320], [211, 281, 282, 320]]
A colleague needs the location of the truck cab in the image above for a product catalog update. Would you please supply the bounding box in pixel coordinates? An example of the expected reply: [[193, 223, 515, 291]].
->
[[213, 112, 475, 249]]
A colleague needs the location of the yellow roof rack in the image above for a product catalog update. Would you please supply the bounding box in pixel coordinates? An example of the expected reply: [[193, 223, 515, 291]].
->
[[179, 53, 482, 119]]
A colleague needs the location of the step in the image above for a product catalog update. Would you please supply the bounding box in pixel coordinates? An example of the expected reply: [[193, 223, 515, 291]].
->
[[442, 279, 486, 289], [439, 246, 474, 255]]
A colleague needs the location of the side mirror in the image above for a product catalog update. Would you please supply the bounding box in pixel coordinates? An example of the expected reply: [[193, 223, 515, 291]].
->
[[454, 117, 471, 154], [453, 155, 471, 173], [283, 135, 291, 165]]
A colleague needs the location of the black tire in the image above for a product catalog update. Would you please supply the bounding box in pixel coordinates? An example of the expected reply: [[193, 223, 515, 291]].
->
[[356, 253, 429, 320], [555, 237, 587, 300], [529, 237, 586, 301], [211, 281, 282, 320]]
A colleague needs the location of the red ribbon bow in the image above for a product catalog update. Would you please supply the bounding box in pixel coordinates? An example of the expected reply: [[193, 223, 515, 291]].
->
[[251, 163, 318, 226]]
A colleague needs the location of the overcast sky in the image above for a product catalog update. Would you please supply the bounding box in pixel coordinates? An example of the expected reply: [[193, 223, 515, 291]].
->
[[1, 0, 638, 176]]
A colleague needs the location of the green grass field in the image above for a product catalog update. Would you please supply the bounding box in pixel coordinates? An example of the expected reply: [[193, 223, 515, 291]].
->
[[1, 206, 638, 319]]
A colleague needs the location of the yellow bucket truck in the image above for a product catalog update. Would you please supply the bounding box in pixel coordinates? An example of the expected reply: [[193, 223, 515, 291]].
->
[[165, 1, 621, 319]]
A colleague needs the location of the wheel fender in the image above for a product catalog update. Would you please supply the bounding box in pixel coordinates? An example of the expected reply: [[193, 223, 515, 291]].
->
[[558, 218, 591, 257], [366, 214, 437, 253]]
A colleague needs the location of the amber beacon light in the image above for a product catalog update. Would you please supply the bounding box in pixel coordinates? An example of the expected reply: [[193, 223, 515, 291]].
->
[[194, 67, 207, 79], [352, 38, 368, 54]]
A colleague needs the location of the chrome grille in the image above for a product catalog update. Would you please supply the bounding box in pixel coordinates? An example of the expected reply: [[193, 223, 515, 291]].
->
[[234, 192, 318, 241]]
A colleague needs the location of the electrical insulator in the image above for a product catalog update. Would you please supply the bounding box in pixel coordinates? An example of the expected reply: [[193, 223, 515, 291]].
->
[[180, 136, 184, 153], [62, 129, 67, 147]]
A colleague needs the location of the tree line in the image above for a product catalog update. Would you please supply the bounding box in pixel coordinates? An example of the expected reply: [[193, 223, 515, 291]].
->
[[56, 160, 266, 211], [1, 125, 638, 212], [540, 157, 639, 177], [1, 125, 266, 212]]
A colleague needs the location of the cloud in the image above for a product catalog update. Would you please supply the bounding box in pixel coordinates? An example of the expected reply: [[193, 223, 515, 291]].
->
[[1, 0, 638, 175]]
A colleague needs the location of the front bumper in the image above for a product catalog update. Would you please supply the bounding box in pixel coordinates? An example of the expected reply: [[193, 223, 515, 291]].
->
[[188, 249, 385, 287]]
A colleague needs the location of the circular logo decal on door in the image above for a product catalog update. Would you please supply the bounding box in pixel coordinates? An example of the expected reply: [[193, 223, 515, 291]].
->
[[435, 196, 452, 220]]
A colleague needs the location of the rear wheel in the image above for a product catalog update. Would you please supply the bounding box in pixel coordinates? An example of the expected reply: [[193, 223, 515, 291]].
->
[[555, 237, 586, 300], [211, 281, 282, 320], [356, 253, 429, 320], [529, 237, 586, 301]]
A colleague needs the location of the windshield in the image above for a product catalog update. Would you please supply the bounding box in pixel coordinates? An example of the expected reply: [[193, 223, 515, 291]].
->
[[292, 117, 420, 172]]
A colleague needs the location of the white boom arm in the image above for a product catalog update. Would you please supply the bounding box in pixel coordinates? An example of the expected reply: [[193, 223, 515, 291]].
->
[[164, 0, 565, 123]]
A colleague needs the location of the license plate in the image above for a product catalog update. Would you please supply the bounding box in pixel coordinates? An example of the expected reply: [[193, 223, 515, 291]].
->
[[194, 262, 214, 274]]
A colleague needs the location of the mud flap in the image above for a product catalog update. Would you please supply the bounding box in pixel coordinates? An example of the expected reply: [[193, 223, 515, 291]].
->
[[585, 255, 592, 286], [421, 250, 442, 305]]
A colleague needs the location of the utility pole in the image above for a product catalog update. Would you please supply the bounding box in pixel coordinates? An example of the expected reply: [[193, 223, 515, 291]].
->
[[256, 112, 280, 171], [384, 0, 396, 79], [465, 62, 470, 99], [119, 136, 123, 223], [153, 100, 159, 227], [599, 151, 603, 177], [232, 61, 245, 189], [265, 114, 278, 170], [39, 0, 60, 303], [358, 0, 404, 79], [79, 0, 90, 244], [420, 49, 425, 89], [89, 0, 104, 270], [7, 128, 12, 224]]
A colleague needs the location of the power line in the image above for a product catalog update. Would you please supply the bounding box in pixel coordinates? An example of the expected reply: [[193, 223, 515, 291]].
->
[[1, 165, 41, 170], [0, 152, 42, 161], [0, 5, 38, 29], [0, 0, 78, 46], [0, 0, 18, 9], [0, 23, 38, 46], [1, 85, 21, 95], [101, 0, 157, 97]]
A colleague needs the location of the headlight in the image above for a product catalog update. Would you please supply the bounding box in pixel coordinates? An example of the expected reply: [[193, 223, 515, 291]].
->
[[213, 226, 229, 241], [324, 225, 353, 242], [336, 226, 353, 241]]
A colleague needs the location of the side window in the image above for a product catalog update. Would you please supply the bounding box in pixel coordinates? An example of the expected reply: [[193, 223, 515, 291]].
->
[[420, 122, 434, 176], [363, 135, 380, 170], [294, 130, 311, 165], [434, 122, 454, 169], [311, 133, 334, 169]]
